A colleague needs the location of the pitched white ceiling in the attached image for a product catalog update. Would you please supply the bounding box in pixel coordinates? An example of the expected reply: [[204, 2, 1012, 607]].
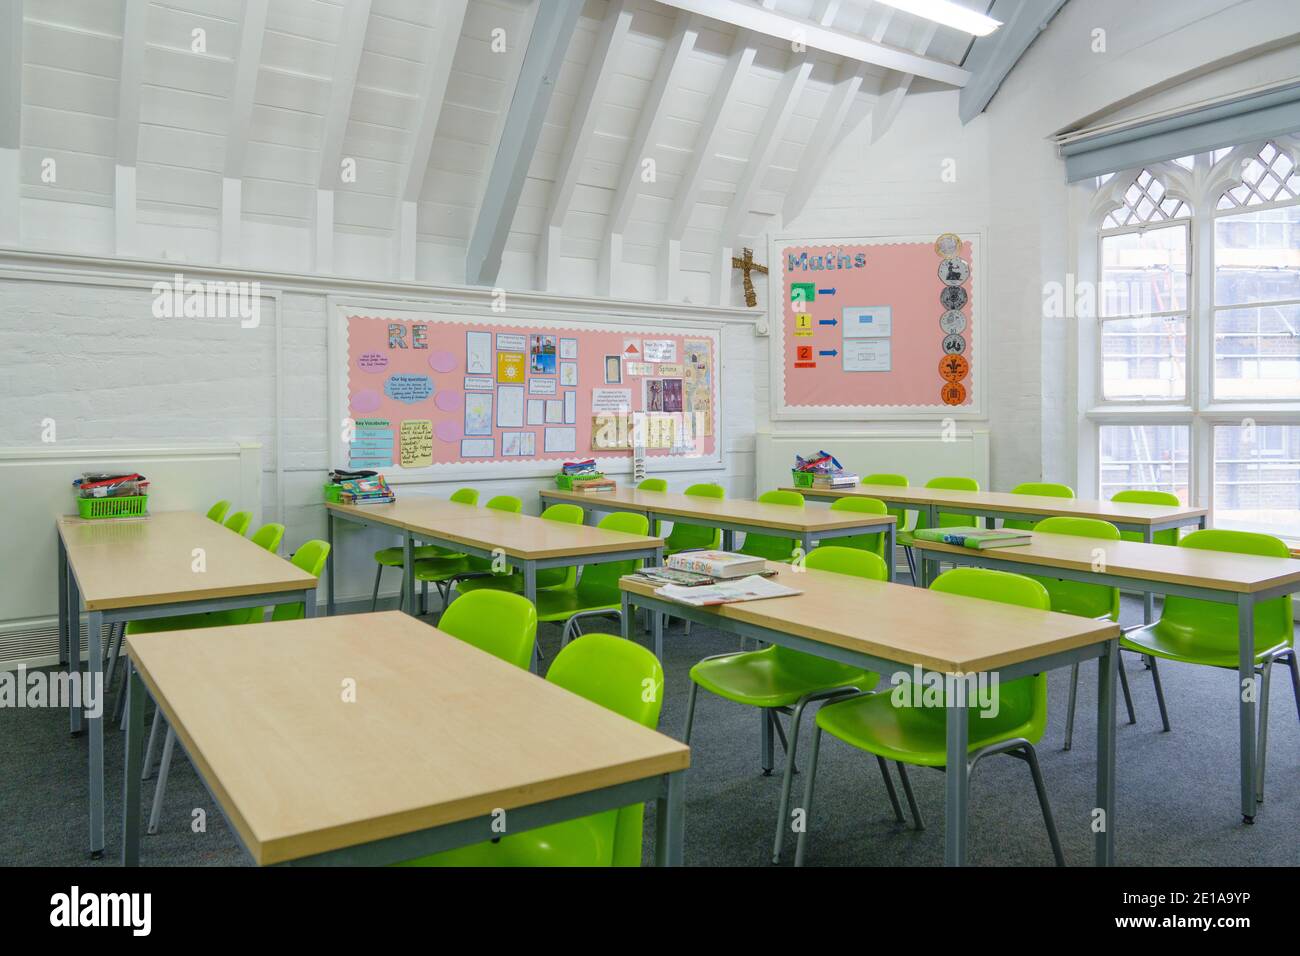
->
[[12, 0, 987, 303]]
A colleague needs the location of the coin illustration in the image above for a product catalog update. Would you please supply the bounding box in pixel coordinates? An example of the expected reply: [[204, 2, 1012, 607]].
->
[[939, 285, 968, 310], [934, 233, 961, 257], [938, 256, 970, 286], [942, 334, 967, 355], [938, 354, 969, 382], [939, 309, 967, 334]]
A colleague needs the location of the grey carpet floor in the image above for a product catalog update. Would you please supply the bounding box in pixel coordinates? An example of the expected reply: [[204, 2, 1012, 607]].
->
[[2, 595, 1296, 867]]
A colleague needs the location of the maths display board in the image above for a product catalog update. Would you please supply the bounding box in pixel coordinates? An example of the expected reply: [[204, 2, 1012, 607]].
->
[[327, 301, 721, 481], [767, 232, 982, 419]]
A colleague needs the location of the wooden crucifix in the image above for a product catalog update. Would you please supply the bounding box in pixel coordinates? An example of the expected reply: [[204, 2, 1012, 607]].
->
[[731, 247, 767, 307]]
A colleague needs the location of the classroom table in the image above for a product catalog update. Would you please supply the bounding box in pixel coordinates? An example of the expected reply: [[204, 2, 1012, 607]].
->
[[620, 564, 1121, 866], [785, 483, 1208, 619], [325, 499, 664, 621], [55, 511, 319, 859], [909, 530, 1300, 826], [539, 486, 898, 580], [121, 612, 689, 866]]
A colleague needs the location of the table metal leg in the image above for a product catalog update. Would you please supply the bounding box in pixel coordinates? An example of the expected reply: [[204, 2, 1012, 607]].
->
[[1142, 527, 1155, 624], [57, 536, 68, 666], [1238, 595, 1258, 823], [403, 532, 416, 617], [621, 592, 632, 640], [722, 529, 735, 551], [1095, 639, 1117, 865], [303, 587, 317, 619], [654, 771, 685, 866], [326, 511, 336, 616], [69, 566, 82, 735], [123, 663, 145, 866], [944, 690, 969, 866], [885, 523, 896, 582], [524, 562, 539, 674], [88, 610, 105, 858]]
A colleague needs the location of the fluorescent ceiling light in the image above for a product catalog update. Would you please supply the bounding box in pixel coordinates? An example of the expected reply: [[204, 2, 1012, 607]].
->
[[875, 0, 1002, 36]]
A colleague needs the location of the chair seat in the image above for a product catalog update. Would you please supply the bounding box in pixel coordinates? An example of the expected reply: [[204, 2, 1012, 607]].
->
[[412, 556, 471, 583], [534, 589, 620, 623], [455, 572, 523, 594], [814, 687, 1037, 767], [398, 812, 617, 867], [375, 545, 464, 565], [691, 648, 875, 709], [125, 614, 210, 634], [1120, 624, 1291, 669]]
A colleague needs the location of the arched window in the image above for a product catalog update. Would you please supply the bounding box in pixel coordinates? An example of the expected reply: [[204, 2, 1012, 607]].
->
[[1101, 168, 1190, 228], [1217, 141, 1299, 208]]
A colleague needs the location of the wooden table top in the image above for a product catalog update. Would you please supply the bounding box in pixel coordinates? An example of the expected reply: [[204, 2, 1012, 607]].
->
[[126, 612, 689, 865], [324, 497, 480, 531], [57, 512, 317, 611], [621, 563, 1119, 674], [911, 531, 1300, 594], [541, 487, 895, 532], [781, 484, 1207, 527]]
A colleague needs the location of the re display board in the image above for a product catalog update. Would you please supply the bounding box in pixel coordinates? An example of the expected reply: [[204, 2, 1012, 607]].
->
[[768, 232, 982, 419], [328, 301, 721, 481]]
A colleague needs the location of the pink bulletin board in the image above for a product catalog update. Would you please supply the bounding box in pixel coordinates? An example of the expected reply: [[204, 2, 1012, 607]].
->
[[767, 233, 982, 419], [327, 302, 721, 481]]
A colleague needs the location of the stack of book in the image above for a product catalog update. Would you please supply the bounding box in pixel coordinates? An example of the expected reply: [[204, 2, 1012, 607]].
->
[[665, 550, 767, 578], [911, 526, 1030, 549], [335, 472, 395, 506], [812, 472, 859, 489], [570, 477, 616, 493]]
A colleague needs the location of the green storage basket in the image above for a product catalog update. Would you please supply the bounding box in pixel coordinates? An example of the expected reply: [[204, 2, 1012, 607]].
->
[[556, 473, 604, 491], [791, 470, 815, 488], [323, 483, 343, 503], [77, 495, 148, 520]]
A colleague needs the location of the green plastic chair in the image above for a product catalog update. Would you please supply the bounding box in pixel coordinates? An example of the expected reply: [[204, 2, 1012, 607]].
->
[[399, 633, 665, 867], [535, 512, 650, 647], [1031, 517, 1140, 751], [1004, 482, 1075, 531], [249, 522, 285, 554], [829, 496, 890, 561], [738, 490, 805, 563], [408, 494, 520, 615], [205, 500, 231, 523], [795, 566, 1065, 867], [897, 476, 979, 584], [1120, 529, 1298, 807], [663, 483, 725, 555], [638, 478, 668, 491], [685, 546, 890, 863], [1112, 490, 1182, 546], [223, 510, 252, 536], [862, 473, 913, 535], [371, 488, 479, 612], [141, 540, 330, 835], [455, 503, 586, 597], [437, 590, 538, 671]]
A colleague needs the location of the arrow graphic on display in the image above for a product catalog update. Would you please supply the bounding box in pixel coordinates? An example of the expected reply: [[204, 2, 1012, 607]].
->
[[818, 318, 838, 326], [818, 288, 836, 295], [819, 349, 838, 357]]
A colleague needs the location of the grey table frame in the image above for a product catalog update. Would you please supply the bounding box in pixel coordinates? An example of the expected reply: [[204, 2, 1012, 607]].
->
[[910, 539, 1297, 825], [802, 491, 1208, 622], [538, 490, 898, 582], [621, 584, 1119, 867], [121, 665, 685, 867], [56, 534, 316, 859]]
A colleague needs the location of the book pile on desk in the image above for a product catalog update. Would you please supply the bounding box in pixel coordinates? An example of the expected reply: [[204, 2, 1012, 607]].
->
[[665, 550, 766, 578], [912, 526, 1029, 549], [329, 469, 395, 506], [794, 450, 858, 488], [654, 574, 802, 608], [73, 472, 150, 498], [559, 459, 616, 493]]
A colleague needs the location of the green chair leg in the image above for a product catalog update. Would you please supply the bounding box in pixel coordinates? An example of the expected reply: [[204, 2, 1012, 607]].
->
[[896, 761, 924, 830], [876, 756, 905, 824]]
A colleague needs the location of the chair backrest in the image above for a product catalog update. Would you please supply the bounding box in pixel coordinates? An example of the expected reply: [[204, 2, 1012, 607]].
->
[[249, 522, 285, 553], [546, 633, 665, 867], [916, 477, 978, 531], [439, 590, 537, 670], [449, 487, 479, 505], [770, 546, 888, 687], [576, 512, 651, 602], [270, 540, 331, 621], [1112, 490, 1181, 545], [637, 478, 668, 491], [862, 474, 911, 530], [1157, 529, 1294, 654], [663, 483, 725, 552], [206, 500, 231, 523], [828, 496, 889, 558], [535, 503, 586, 588], [1004, 482, 1076, 531], [1030, 517, 1120, 620], [486, 495, 522, 513], [737, 490, 804, 562], [929, 568, 1051, 739], [223, 510, 253, 536]]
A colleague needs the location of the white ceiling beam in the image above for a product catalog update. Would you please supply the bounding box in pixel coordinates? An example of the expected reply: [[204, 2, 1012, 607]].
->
[[959, 0, 1068, 123], [115, 0, 149, 256], [869, 21, 937, 144], [538, 0, 634, 291], [651, 0, 969, 86], [221, 0, 269, 265], [599, 11, 700, 296], [317, 0, 372, 189], [467, 0, 585, 287], [1, 0, 21, 246], [394, 0, 469, 280]]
